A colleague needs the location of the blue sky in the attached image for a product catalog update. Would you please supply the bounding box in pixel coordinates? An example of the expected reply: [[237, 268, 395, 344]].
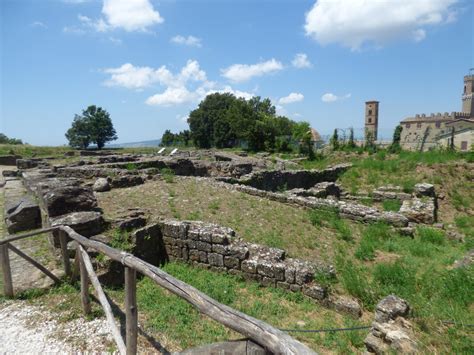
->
[[1, 0, 473, 145]]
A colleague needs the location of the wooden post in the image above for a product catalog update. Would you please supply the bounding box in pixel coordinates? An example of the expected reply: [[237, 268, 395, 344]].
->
[[0, 244, 13, 297], [59, 230, 71, 277], [79, 250, 91, 315], [125, 267, 138, 355]]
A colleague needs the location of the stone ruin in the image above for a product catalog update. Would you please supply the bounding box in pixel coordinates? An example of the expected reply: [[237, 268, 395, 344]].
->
[[1, 150, 442, 322], [365, 295, 417, 354]]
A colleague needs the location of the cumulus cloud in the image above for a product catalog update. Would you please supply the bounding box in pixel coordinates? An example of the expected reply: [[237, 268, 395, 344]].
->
[[104, 59, 257, 107], [292, 53, 312, 68], [102, 0, 163, 32], [321, 93, 351, 103], [304, 0, 458, 50], [103, 60, 207, 90], [65, 0, 163, 34], [221, 59, 283, 83], [279, 92, 304, 105], [171, 35, 202, 47]]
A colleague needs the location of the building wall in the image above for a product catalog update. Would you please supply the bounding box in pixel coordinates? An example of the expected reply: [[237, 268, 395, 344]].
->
[[438, 129, 474, 151], [462, 75, 474, 116]]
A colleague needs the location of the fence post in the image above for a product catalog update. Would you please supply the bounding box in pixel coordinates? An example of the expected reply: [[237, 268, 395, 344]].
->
[[125, 267, 137, 355], [79, 250, 91, 315], [59, 230, 72, 277], [0, 244, 13, 297]]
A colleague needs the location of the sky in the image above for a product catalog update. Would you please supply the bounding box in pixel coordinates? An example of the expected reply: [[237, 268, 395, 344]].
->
[[1, 0, 473, 146]]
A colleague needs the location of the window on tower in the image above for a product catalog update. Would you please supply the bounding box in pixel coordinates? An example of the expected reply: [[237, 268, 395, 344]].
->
[[368, 118, 372, 123], [368, 109, 372, 115]]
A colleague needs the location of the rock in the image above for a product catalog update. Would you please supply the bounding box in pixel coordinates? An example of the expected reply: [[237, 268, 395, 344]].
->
[[453, 249, 474, 268], [328, 295, 362, 317], [400, 197, 436, 224], [5, 197, 42, 234], [50, 211, 105, 238], [364, 332, 389, 354], [16, 159, 38, 170], [110, 175, 144, 188], [42, 186, 98, 217], [130, 224, 164, 266], [93, 178, 111, 192], [414, 183, 435, 198], [2, 170, 18, 177], [0, 155, 21, 166], [375, 295, 410, 323]]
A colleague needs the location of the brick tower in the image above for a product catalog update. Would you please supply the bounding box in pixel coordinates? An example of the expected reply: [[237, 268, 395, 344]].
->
[[462, 72, 474, 117], [365, 101, 379, 142]]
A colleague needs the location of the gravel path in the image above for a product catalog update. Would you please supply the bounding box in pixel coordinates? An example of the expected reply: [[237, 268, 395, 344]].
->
[[0, 301, 114, 354]]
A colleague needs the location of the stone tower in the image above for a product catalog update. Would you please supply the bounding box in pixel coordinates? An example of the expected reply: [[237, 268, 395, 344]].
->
[[462, 73, 474, 117], [365, 101, 379, 141]]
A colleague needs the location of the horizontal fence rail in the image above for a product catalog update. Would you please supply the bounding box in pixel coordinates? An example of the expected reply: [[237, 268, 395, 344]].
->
[[1, 224, 317, 355]]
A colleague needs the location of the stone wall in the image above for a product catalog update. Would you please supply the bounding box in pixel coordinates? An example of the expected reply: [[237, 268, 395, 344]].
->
[[0, 155, 22, 166], [235, 164, 351, 191]]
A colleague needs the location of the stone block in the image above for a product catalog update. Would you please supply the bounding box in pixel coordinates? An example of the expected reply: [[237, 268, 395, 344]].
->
[[227, 244, 249, 260], [208, 253, 224, 267], [261, 277, 276, 288], [295, 265, 314, 285], [302, 284, 327, 300], [256, 260, 275, 278], [196, 241, 212, 252], [375, 295, 410, 323], [42, 186, 97, 217], [241, 259, 257, 274], [5, 197, 41, 234], [290, 284, 302, 292], [276, 281, 290, 290], [224, 256, 240, 269], [211, 233, 230, 245], [285, 267, 296, 284]]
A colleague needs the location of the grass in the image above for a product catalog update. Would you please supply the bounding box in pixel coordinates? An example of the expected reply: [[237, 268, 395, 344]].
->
[[160, 168, 175, 183], [382, 199, 402, 212]]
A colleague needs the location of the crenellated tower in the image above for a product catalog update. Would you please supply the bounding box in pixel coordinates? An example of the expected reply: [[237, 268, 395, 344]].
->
[[365, 101, 379, 141], [462, 73, 474, 117]]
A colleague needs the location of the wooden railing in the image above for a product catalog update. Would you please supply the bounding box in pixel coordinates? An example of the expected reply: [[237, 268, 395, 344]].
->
[[0, 225, 317, 355]]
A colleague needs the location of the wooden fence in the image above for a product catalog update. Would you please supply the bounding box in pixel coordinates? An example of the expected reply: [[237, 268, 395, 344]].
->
[[0, 225, 317, 355]]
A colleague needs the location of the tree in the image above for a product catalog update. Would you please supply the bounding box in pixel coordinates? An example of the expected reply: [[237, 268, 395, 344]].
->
[[0, 133, 23, 145], [65, 115, 91, 149], [330, 129, 339, 150], [347, 127, 356, 149], [388, 125, 403, 153], [65, 105, 117, 149]]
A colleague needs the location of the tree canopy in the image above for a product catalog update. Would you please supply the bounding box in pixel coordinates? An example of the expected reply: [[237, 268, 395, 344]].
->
[[180, 93, 310, 152], [65, 105, 117, 149], [0, 133, 23, 145]]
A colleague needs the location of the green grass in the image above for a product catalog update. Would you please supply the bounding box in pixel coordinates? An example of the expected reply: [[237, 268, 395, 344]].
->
[[308, 208, 352, 241], [382, 199, 402, 212], [160, 168, 175, 183]]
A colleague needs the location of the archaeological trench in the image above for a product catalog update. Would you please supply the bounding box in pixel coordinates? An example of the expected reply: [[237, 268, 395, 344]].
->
[[1, 150, 438, 353]]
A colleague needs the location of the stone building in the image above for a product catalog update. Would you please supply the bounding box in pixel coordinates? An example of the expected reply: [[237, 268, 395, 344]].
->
[[365, 101, 379, 142], [399, 73, 474, 151]]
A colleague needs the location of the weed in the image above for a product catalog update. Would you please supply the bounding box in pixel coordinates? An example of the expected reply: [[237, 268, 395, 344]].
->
[[110, 229, 134, 252], [125, 163, 137, 171], [417, 226, 445, 245], [208, 200, 220, 213], [161, 168, 175, 183]]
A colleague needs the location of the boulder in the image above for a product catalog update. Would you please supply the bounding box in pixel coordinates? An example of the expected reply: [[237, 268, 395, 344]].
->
[[16, 159, 38, 170], [400, 197, 436, 224], [2, 170, 18, 177], [374, 295, 410, 323], [110, 175, 144, 189], [0, 155, 21, 166], [5, 197, 41, 233], [93, 177, 111, 192], [42, 186, 98, 217], [50, 211, 105, 246], [413, 183, 435, 198]]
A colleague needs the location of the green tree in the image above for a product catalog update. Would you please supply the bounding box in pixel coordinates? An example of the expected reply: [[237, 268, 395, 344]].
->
[[66, 106, 117, 149], [65, 115, 92, 149], [388, 125, 403, 153], [347, 127, 356, 149], [0, 133, 23, 145], [160, 130, 175, 146], [330, 129, 339, 150]]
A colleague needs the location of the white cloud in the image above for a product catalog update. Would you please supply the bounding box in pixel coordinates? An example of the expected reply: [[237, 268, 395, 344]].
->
[[102, 0, 164, 32], [321, 93, 351, 103], [292, 53, 312, 68], [109, 36, 122, 45], [304, 0, 458, 50], [31, 21, 47, 28], [171, 35, 202, 47], [279, 92, 304, 105], [146, 87, 197, 106], [221, 59, 283, 83], [103, 60, 207, 91], [62, 0, 91, 3], [63, 26, 86, 35]]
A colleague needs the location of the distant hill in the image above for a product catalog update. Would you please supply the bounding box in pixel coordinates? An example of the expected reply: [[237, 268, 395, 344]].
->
[[106, 139, 161, 148]]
